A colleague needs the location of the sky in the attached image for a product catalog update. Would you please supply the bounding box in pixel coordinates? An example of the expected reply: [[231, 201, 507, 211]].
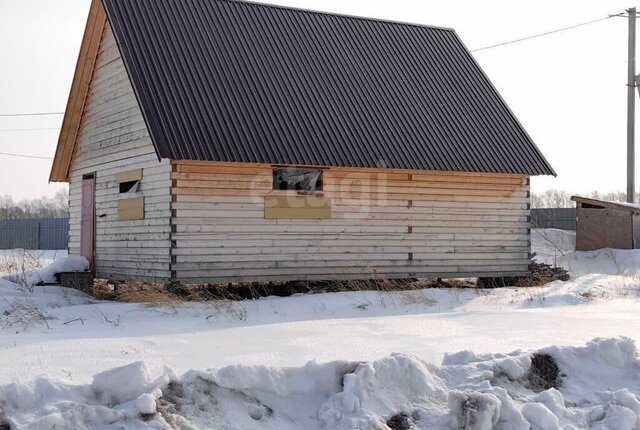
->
[[0, 0, 638, 200]]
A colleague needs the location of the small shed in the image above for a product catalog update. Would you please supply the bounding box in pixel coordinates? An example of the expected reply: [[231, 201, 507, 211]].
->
[[571, 196, 640, 251]]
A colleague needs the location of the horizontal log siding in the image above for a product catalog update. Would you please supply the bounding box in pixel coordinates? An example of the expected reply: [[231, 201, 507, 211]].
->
[[68, 25, 171, 281], [171, 161, 531, 282]]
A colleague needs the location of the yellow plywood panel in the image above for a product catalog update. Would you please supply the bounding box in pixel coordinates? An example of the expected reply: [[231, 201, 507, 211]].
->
[[118, 197, 144, 220], [265, 194, 331, 219], [116, 168, 143, 183]]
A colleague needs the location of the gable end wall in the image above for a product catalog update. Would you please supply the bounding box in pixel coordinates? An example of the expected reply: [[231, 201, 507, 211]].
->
[[68, 24, 172, 281]]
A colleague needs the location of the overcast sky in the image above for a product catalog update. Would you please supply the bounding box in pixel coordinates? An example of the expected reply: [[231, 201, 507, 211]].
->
[[0, 0, 637, 200]]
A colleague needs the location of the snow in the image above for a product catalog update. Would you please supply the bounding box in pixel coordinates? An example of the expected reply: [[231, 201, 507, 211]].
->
[[599, 199, 640, 211], [447, 391, 501, 430], [0, 230, 638, 428], [0, 249, 86, 288], [532, 228, 640, 277], [1, 337, 639, 428], [521, 403, 560, 429], [3, 255, 88, 287], [91, 361, 166, 405]]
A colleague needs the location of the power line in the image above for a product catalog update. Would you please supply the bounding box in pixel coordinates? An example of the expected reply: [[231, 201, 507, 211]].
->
[[0, 127, 60, 133], [0, 152, 52, 160], [471, 13, 624, 53], [0, 112, 64, 118]]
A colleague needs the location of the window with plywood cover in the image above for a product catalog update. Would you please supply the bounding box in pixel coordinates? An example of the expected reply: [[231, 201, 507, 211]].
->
[[273, 168, 322, 191], [116, 169, 142, 193], [267, 168, 329, 219], [118, 196, 144, 221]]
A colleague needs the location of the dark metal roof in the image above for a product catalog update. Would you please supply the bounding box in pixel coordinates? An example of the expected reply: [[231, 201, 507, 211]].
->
[[103, 0, 555, 175]]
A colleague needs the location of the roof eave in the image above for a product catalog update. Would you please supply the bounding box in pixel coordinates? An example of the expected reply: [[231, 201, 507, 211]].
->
[[49, 0, 107, 182], [571, 195, 640, 214], [452, 29, 556, 177]]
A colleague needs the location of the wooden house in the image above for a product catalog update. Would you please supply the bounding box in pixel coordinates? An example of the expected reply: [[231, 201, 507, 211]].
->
[[571, 196, 640, 251], [49, 0, 555, 283]]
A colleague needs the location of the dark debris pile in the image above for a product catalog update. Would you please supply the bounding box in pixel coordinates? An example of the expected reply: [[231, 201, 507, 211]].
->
[[477, 261, 569, 288]]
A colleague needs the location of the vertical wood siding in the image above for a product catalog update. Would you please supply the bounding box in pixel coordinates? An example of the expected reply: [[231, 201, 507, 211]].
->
[[68, 24, 171, 281], [171, 161, 531, 282]]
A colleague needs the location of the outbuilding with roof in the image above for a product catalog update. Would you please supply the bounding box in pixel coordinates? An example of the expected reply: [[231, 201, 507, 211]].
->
[[50, 0, 555, 282]]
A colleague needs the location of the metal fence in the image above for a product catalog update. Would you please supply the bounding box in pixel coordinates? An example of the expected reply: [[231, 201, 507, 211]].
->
[[0, 218, 69, 250], [531, 208, 576, 231]]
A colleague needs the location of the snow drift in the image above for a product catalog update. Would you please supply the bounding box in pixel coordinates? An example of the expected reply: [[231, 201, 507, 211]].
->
[[532, 228, 640, 277], [2, 256, 88, 287], [1, 337, 639, 429]]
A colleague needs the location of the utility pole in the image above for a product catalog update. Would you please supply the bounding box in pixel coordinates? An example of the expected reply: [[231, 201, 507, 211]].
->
[[627, 7, 636, 203]]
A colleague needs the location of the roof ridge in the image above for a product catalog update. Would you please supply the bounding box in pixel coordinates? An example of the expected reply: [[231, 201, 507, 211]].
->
[[215, 0, 456, 33]]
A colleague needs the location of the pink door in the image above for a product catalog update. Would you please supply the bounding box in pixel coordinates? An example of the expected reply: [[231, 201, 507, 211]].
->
[[80, 176, 96, 266]]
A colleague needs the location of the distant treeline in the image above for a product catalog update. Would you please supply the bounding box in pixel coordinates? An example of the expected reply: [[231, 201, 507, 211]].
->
[[531, 190, 639, 208], [0, 189, 69, 220]]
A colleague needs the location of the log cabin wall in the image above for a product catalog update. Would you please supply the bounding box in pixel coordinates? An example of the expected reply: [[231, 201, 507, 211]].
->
[[170, 161, 531, 282], [68, 25, 172, 281]]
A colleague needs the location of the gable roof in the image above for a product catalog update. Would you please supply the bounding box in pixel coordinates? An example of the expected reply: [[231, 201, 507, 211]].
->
[[51, 0, 555, 181], [571, 196, 640, 214]]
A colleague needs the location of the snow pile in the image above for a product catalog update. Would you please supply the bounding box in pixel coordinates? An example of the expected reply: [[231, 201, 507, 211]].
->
[[532, 228, 640, 277], [0, 249, 67, 275], [2, 256, 88, 287], [317, 354, 445, 428], [556, 248, 640, 277], [1, 337, 639, 429], [0, 362, 173, 429], [91, 361, 171, 405]]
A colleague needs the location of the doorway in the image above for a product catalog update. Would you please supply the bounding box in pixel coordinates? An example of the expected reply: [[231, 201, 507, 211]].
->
[[80, 174, 95, 266]]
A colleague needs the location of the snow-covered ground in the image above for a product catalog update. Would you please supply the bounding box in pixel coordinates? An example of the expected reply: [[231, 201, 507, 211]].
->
[[0, 231, 639, 429], [0, 249, 67, 277]]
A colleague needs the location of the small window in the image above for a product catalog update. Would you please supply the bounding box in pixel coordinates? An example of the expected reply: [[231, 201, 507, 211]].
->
[[116, 169, 142, 194], [273, 168, 323, 191], [119, 180, 139, 193]]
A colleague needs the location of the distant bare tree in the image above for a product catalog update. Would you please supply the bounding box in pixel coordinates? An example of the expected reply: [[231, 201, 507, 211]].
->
[[0, 189, 69, 220], [531, 190, 573, 208]]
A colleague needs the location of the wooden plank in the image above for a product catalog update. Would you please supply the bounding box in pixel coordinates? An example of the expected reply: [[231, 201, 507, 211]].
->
[[172, 264, 528, 279], [324, 178, 526, 191], [264, 195, 331, 220], [171, 162, 523, 180], [115, 168, 143, 183], [174, 271, 528, 283]]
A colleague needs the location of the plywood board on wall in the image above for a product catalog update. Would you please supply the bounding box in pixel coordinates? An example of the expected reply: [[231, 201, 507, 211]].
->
[[265, 194, 331, 219], [118, 197, 145, 220], [116, 168, 142, 183]]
